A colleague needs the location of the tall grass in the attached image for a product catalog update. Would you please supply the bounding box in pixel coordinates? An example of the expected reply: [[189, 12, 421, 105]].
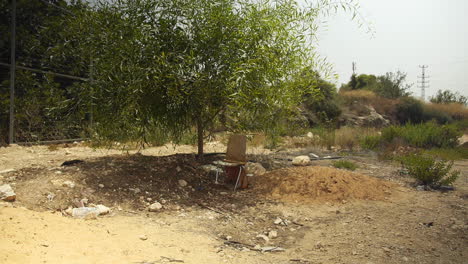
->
[[426, 103, 468, 121], [381, 122, 461, 148]]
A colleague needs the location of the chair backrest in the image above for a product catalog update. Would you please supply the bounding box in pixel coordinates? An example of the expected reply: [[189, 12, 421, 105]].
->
[[225, 134, 247, 163]]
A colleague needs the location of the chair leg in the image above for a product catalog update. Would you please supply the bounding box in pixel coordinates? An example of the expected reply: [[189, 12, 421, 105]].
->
[[234, 166, 242, 191]]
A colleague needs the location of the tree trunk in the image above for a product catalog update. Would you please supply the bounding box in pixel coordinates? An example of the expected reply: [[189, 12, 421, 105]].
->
[[197, 114, 204, 159]]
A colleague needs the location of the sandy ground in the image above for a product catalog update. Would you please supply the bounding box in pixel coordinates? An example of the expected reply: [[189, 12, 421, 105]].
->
[[0, 143, 467, 264]]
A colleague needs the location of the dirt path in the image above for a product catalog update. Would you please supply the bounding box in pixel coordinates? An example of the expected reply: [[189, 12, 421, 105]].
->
[[1, 144, 467, 264], [0, 206, 223, 264]]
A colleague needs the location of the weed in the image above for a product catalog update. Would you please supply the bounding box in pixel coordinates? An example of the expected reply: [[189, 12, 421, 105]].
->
[[332, 160, 359, 171]]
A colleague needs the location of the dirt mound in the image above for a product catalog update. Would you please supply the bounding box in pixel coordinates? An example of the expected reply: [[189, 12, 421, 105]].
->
[[253, 166, 394, 203]]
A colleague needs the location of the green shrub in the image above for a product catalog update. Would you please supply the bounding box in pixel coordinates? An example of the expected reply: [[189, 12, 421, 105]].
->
[[395, 97, 425, 124], [360, 135, 381, 150], [399, 154, 460, 187], [332, 160, 359, 171], [381, 122, 461, 148]]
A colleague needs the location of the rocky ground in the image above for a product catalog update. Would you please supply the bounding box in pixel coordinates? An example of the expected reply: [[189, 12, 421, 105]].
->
[[0, 143, 467, 264]]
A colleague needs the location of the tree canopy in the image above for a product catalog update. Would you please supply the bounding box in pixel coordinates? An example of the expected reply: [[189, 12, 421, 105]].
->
[[341, 71, 412, 99], [430, 90, 467, 106], [66, 0, 362, 156]]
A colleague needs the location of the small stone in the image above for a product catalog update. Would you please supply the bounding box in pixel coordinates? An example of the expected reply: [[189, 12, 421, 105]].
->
[[178, 180, 188, 187], [292, 156, 310, 166], [256, 234, 269, 242], [139, 235, 148, 241], [307, 132, 314, 138], [245, 162, 266, 176], [0, 184, 16, 201], [146, 197, 152, 202], [226, 235, 232, 241], [309, 152, 319, 159], [176, 166, 182, 172], [129, 188, 141, 194], [46, 193, 55, 201], [220, 192, 228, 195], [148, 202, 163, 212], [63, 180, 75, 188], [402, 257, 409, 262], [274, 217, 283, 225], [253, 244, 262, 250], [268, 230, 278, 239], [98, 184, 105, 188], [382, 247, 391, 253]]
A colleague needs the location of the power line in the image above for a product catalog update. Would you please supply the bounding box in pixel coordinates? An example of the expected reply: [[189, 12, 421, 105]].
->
[[418, 65, 429, 101]]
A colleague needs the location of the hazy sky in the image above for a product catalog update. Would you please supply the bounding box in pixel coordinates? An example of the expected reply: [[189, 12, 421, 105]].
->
[[315, 0, 468, 99]]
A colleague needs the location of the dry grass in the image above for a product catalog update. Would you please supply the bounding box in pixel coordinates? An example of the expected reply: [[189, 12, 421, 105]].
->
[[425, 103, 468, 121], [334, 127, 380, 151], [338, 90, 398, 120], [339, 90, 378, 104]]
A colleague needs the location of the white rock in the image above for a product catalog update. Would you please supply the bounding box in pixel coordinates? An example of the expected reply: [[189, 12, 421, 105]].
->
[[63, 180, 75, 188], [274, 217, 283, 225], [268, 230, 278, 239], [256, 234, 270, 242], [176, 166, 182, 172], [98, 184, 105, 188], [95, 204, 110, 215], [309, 153, 319, 159], [178, 180, 188, 187], [129, 187, 141, 194], [148, 202, 163, 212], [200, 165, 219, 173], [0, 184, 15, 201], [70, 204, 110, 218], [139, 235, 148, 241], [0, 169, 15, 174], [245, 162, 266, 176], [306, 132, 314, 138], [292, 156, 310, 166]]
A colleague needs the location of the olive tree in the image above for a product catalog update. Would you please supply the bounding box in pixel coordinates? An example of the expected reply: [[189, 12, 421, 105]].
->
[[73, 0, 363, 156]]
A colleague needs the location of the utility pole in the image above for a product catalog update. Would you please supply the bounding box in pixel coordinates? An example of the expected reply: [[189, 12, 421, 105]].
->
[[352, 62, 357, 75], [9, 0, 16, 144], [418, 65, 429, 101]]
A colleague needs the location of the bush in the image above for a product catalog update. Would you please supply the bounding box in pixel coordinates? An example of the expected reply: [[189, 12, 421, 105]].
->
[[399, 154, 460, 187], [395, 97, 425, 124], [422, 105, 453, 124], [381, 122, 461, 149], [360, 135, 381, 150], [332, 160, 359, 171]]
